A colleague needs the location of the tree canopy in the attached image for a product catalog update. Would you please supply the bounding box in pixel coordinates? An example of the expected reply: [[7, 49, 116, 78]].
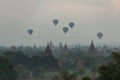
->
[[0, 56, 17, 80], [98, 52, 120, 80]]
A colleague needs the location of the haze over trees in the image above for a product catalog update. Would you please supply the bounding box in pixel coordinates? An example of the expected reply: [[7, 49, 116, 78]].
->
[[0, 42, 119, 80]]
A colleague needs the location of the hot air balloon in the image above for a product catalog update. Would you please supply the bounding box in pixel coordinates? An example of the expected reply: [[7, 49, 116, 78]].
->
[[63, 27, 69, 34], [97, 32, 103, 39], [69, 22, 75, 29], [27, 29, 33, 35], [53, 19, 59, 26]]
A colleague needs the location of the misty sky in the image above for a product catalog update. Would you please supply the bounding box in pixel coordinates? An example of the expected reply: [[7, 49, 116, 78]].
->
[[0, 0, 120, 46]]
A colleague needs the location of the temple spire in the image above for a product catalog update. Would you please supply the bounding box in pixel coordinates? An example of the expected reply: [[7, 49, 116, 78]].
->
[[89, 40, 97, 54], [44, 42, 52, 56]]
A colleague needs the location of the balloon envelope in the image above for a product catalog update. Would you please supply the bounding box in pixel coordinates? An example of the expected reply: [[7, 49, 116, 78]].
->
[[63, 27, 69, 34], [97, 32, 103, 39], [28, 29, 33, 35], [53, 19, 59, 26], [69, 22, 74, 28]]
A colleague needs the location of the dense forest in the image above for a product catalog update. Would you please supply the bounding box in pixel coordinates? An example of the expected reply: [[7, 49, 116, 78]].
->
[[0, 42, 118, 80]]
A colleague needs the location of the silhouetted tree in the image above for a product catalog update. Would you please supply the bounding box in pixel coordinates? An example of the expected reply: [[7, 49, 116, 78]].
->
[[78, 68, 85, 78], [82, 76, 92, 80], [3, 51, 59, 70], [15, 64, 30, 79], [98, 52, 120, 80], [52, 69, 77, 80], [0, 56, 17, 80], [32, 67, 45, 78], [91, 66, 98, 80]]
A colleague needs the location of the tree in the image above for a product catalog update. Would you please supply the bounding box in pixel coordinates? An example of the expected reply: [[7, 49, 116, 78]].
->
[[3, 51, 30, 69], [61, 69, 78, 80], [82, 76, 92, 80], [91, 66, 98, 80], [52, 69, 77, 80], [52, 75, 59, 80], [0, 56, 17, 80], [78, 68, 85, 78], [32, 67, 45, 78], [15, 64, 30, 79], [98, 52, 120, 80]]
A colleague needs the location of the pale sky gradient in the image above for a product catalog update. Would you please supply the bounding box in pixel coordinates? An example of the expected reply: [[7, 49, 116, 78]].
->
[[0, 0, 120, 46]]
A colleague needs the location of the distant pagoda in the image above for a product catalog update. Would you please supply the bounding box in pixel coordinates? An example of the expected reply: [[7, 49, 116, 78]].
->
[[89, 40, 97, 54], [11, 46, 17, 52], [59, 42, 63, 49], [62, 42, 70, 54], [44, 42, 52, 56], [49, 41, 56, 51]]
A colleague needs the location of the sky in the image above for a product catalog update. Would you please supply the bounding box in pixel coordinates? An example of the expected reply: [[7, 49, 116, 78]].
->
[[0, 0, 120, 46]]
